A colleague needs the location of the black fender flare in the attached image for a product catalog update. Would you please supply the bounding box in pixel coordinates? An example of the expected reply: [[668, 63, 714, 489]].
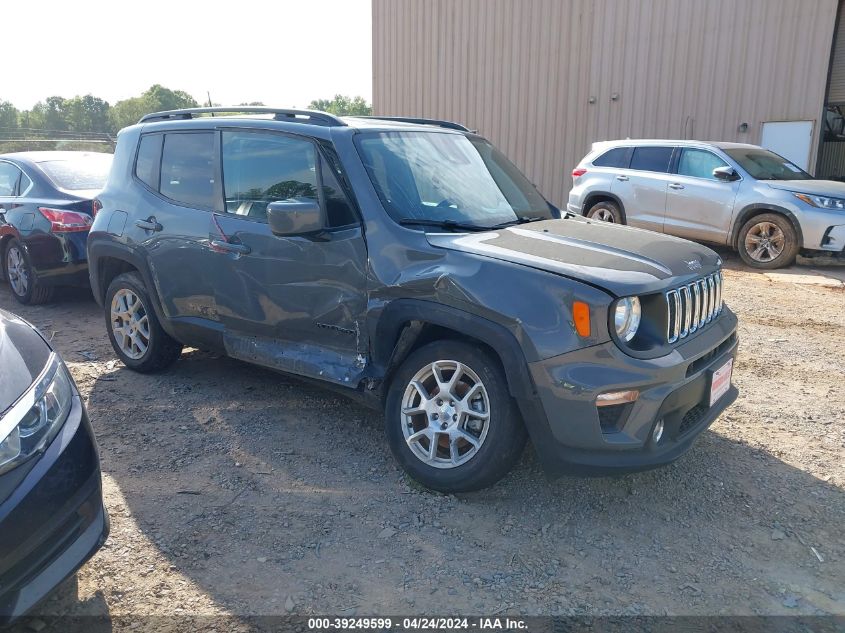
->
[[729, 204, 804, 249], [87, 238, 174, 338], [372, 299, 536, 401], [582, 191, 628, 223]]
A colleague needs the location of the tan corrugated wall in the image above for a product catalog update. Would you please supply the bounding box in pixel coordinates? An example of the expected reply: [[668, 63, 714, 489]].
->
[[828, 1, 845, 103], [372, 0, 838, 206]]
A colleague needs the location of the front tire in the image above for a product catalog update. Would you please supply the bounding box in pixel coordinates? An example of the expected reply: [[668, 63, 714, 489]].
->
[[586, 200, 623, 223], [737, 213, 799, 269], [105, 271, 182, 372], [4, 238, 54, 305], [385, 341, 527, 492]]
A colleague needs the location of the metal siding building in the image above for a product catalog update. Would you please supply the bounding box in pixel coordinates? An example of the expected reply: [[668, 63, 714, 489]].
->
[[372, 0, 840, 207]]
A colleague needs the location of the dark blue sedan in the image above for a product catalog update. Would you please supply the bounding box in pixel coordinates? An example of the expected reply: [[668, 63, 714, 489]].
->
[[0, 152, 112, 304], [0, 308, 108, 622]]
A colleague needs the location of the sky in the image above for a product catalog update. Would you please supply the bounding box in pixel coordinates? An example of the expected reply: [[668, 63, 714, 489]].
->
[[3, 0, 372, 110]]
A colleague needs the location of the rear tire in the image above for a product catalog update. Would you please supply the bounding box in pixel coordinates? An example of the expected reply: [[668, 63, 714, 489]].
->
[[3, 238, 54, 305], [385, 341, 527, 492], [737, 213, 799, 269], [586, 200, 624, 223], [105, 271, 182, 372]]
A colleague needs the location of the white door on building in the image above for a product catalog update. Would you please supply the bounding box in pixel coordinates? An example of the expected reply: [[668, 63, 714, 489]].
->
[[760, 121, 814, 171]]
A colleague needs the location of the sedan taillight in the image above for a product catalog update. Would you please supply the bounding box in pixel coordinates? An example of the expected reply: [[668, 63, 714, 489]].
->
[[38, 207, 93, 233]]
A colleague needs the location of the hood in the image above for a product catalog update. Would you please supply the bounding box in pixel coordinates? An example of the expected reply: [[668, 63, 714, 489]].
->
[[0, 309, 51, 412], [767, 180, 845, 197], [426, 218, 722, 296]]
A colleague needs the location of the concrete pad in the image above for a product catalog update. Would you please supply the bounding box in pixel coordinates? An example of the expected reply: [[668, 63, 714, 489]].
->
[[814, 268, 845, 284]]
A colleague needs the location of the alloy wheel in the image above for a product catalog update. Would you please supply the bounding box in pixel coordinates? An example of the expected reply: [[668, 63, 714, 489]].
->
[[6, 246, 28, 296], [401, 360, 491, 469], [592, 208, 615, 222], [744, 221, 785, 263], [111, 288, 151, 360]]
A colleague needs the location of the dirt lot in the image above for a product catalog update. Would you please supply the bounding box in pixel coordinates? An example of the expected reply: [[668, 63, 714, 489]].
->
[[3, 250, 844, 630]]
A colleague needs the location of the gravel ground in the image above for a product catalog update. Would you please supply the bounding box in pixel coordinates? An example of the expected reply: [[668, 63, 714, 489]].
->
[[3, 250, 844, 631]]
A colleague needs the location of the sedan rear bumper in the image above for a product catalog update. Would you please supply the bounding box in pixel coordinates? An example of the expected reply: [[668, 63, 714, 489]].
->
[[0, 395, 108, 623]]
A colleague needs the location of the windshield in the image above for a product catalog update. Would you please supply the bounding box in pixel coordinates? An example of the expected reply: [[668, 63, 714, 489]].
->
[[38, 153, 113, 191], [724, 148, 812, 181], [355, 131, 552, 227]]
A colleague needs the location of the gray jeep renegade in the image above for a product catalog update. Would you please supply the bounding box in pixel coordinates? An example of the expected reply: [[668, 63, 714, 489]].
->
[[87, 108, 739, 492]]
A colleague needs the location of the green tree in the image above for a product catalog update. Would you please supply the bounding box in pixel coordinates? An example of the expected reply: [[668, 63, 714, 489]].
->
[[30, 96, 69, 131], [65, 94, 111, 133], [307, 94, 372, 116], [109, 84, 199, 132], [0, 101, 19, 131]]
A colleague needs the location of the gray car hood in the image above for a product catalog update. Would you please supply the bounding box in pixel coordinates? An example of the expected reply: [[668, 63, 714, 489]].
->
[[0, 309, 51, 412], [426, 218, 722, 297], [766, 180, 845, 197]]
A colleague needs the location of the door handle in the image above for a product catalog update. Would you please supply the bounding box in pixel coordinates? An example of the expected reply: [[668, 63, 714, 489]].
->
[[211, 240, 251, 255], [135, 217, 163, 232], [669, 183, 685, 190], [615, 175, 629, 182]]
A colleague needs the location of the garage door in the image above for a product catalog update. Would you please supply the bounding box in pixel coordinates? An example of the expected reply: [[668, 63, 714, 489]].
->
[[761, 121, 814, 171]]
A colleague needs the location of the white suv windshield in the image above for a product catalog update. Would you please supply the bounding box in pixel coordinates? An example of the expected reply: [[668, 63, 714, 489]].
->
[[356, 131, 552, 227], [724, 148, 812, 181]]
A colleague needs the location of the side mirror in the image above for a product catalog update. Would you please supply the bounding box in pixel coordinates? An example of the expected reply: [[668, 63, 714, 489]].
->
[[267, 199, 324, 236], [713, 166, 740, 182]]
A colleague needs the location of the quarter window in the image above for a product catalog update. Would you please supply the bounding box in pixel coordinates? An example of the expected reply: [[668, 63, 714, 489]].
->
[[0, 162, 21, 197], [593, 147, 629, 168], [677, 149, 729, 180], [630, 147, 674, 173], [135, 134, 163, 191], [160, 132, 215, 209], [17, 171, 32, 195], [221, 131, 319, 223]]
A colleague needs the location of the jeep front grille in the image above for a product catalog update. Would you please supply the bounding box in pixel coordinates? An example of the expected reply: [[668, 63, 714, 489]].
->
[[665, 271, 723, 344]]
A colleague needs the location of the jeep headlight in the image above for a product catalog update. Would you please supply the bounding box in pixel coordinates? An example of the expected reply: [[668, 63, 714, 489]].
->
[[613, 296, 641, 342], [0, 354, 73, 475], [793, 192, 845, 210]]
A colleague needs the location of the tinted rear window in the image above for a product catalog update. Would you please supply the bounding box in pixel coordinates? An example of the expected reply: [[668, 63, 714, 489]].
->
[[630, 147, 673, 173], [160, 132, 215, 208], [593, 147, 629, 168], [38, 154, 112, 190]]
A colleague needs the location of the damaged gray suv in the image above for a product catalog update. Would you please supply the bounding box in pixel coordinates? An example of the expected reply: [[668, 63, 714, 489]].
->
[[87, 108, 739, 492]]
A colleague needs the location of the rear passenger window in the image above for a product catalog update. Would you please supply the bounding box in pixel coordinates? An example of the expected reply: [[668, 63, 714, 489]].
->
[[593, 147, 629, 168], [160, 132, 215, 209], [135, 134, 163, 190], [0, 162, 21, 196], [221, 131, 319, 223], [630, 147, 673, 173], [17, 171, 32, 195]]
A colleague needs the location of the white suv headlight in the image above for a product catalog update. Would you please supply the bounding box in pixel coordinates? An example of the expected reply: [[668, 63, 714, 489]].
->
[[0, 354, 73, 475], [613, 296, 642, 342], [793, 192, 845, 210]]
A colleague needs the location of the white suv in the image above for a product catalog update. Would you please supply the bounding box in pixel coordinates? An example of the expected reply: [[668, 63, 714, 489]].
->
[[568, 140, 845, 269]]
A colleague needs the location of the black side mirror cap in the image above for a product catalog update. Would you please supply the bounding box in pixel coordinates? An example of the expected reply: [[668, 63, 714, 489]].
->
[[267, 199, 324, 236], [713, 166, 740, 182]]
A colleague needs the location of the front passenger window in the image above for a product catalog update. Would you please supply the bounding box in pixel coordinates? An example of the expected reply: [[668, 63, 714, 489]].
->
[[678, 149, 729, 180], [221, 131, 319, 222]]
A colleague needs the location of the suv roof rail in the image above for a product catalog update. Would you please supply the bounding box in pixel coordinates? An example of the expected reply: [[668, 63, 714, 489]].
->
[[354, 116, 472, 132], [138, 107, 347, 126]]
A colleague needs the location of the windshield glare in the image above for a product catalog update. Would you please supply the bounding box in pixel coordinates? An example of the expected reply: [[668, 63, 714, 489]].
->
[[724, 148, 812, 181], [39, 153, 113, 191], [356, 131, 551, 227]]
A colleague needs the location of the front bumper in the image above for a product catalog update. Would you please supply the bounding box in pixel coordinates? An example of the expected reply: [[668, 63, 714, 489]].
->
[[522, 307, 739, 475], [0, 394, 109, 623]]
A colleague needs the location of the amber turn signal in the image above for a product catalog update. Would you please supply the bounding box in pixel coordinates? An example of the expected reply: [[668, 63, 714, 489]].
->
[[573, 301, 591, 337]]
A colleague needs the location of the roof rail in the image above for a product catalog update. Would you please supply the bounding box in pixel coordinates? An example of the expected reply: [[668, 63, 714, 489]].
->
[[354, 116, 472, 132], [138, 107, 347, 126]]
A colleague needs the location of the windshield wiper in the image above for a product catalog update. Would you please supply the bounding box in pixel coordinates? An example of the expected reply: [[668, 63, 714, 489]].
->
[[489, 216, 548, 229], [399, 218, 493, 232]]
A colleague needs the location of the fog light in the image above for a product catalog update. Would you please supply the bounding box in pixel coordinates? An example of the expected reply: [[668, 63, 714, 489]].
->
[[596, 390, 639, 407], [653, 419, 665, 443]]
